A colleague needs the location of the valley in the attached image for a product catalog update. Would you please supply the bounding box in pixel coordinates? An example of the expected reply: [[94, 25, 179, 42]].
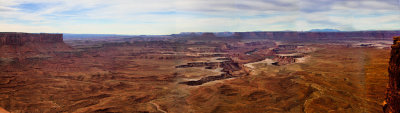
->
[[0, 32, 395, 112]]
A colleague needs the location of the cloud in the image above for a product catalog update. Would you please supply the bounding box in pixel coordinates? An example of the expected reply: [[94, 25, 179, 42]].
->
[[0, 22, 55, 32], [332, 0, 400, 11], [0, 0, 399, 34], [0, 6, 18, 12]]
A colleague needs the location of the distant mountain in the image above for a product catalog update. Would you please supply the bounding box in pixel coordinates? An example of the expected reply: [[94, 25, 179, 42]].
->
[[308, 29, 341, 32]]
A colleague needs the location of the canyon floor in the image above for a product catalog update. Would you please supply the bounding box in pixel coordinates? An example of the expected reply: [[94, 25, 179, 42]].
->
[[0, 36, 391, 113]]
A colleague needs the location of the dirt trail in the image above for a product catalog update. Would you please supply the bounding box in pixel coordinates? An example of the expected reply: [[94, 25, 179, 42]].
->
[[150, 101, 167, 113]]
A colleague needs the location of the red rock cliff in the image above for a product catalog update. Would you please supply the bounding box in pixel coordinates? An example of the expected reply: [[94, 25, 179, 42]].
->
[[385, 36, 400, 113], [0, 32, 63, 45]]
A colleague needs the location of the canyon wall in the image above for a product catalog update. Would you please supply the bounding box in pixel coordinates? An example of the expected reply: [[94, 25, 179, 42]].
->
[[172, 31, 400, 41], [171, 31, 398, 40], [232, 31, 400, 40], [0, 32, 63, 45], [385, 36, 400, 113]]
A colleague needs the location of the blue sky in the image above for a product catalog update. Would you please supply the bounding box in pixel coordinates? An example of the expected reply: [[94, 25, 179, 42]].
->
[[0, 0, 399, 35]]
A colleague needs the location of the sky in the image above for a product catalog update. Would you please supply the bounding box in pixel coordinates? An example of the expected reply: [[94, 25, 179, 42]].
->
[[0, 0, 399, 35]]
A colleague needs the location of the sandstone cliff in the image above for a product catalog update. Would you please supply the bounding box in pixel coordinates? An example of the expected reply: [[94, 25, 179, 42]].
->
[[0, 32, 63, 45], [385, 36, 400, 113], [0, 32, 72, 58]]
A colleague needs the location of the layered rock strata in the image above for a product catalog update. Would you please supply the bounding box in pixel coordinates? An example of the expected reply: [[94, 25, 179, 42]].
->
[[272, 54, 304, 65]]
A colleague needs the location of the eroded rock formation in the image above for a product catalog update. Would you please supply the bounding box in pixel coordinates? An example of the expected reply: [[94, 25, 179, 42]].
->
[[273, 54, 304, 65], [385, 36, 400, 113], [269, 44, 307, 65], [178, 58, 246, 86]]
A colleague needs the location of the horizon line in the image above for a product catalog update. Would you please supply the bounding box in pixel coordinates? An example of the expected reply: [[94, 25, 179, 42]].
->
[[2, 30, 400, 36]]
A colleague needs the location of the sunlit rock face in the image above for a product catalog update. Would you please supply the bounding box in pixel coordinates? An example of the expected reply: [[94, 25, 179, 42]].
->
[[385, 36, 400, 113]]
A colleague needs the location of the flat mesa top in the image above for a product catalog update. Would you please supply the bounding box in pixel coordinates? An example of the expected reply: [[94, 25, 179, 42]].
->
[[0, 32, 62, 35]]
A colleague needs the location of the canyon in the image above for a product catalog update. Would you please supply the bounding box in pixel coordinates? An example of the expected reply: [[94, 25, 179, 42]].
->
[[0, 31, 396, 112]]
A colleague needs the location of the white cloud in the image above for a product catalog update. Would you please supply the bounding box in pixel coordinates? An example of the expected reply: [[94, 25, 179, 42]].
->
[[0, 22, 55, 33], [0, 0, 399, 34]]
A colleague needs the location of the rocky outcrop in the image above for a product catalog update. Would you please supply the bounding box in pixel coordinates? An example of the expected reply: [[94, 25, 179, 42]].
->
[[178, 58, 246, 86], [269, 44, 307, 65], [273, 56, 295, 65], [0, 32, 63, 45], [384, 36, 400, 113], [272, 54, 304, 65]]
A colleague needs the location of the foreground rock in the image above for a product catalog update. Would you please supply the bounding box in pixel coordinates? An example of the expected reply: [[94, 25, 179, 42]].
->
[[384, 36, 400, 113]]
